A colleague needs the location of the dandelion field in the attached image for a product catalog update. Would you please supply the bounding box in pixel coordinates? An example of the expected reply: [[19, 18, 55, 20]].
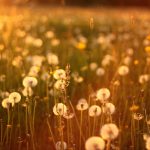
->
[[1, 7, 150, 150]]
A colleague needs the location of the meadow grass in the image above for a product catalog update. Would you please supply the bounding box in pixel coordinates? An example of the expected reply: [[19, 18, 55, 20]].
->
[[0, 7, 150, 150]]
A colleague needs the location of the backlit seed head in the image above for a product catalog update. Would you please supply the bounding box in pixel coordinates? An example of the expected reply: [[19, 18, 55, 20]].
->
[[143, 134, 149, 141], [129, 104, 139, 112], [53, 69, 66, 80], [123, 56, 132, 66], [100, 123, 119, 140], [28, 66, 40, 77], [8, 92, 21, 103], [103, 103, 115, 115], [22, 87, 33, 97], [2, 98, 14, 109], [139, 74, 149, 84], [96, 67, 105, 76], [23, 76, 38, 88], [118, 65, 129, 76], [76, 98, 89, 111], [47, 52, 59, 66], [53, 103, 67, 116], [85, 136, 105, 150], [88, 105, 101, 117], [133, 113, 144, 120], [126, 48, 134, 56], [89, 62, 98, 71], [145, 137, 150, 150], [55, 141, 67, 150], [96, 88, 110, 102], [0, 91, 10, 99], [54, 80, 66, 90], [63, 111, 74, 119]]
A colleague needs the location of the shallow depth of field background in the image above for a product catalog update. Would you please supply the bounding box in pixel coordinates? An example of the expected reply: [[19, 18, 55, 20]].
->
[[0, 1, 150, 150]]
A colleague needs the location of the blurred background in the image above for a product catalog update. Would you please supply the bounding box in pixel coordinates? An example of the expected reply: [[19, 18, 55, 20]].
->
[[0, 0, 150, 7]]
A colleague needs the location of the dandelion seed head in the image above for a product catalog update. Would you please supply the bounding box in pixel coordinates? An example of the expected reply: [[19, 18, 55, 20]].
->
[[96, 88, 110, 102], [76, 98, 89, 111], [123, 56, 132, 66], [133, 113, 144, 120], [118, 65, 129, 76], [103, 102, 115, 115], [22, 87, 33, 97], [89, 62, 98, 71], [85, 136, 105, 150], [47, 52, 59, 65], [63, 110, 74, 119], [28, 66, 40, 77], [96, 67, 105, 76], [33, 38, 43, 47], [129, 104, 139, 112], [54, 80, 66, 90], [23, 76, 38, 88], [51, 38, 60, 46], [8, 92, 21, 103], [89, 105, 101, 117], [100, 123, 119, 140], [12, 56, 23, 68], [55, 141, 67, 150], [45, 31, 55, 39], [146, 137, 150, 150], [139, 74, 149, 84], [53, 69, 66, 80], [53, 103, 67, 116], [0, 91, 9, 99], [143, 134, 149, 141], [31, 55, 45, 67], [2, 98, 14, 109], [101, 55, 114, 67]]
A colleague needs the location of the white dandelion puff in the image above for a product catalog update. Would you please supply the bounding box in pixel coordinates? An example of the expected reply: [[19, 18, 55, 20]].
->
[[47, 52, 59, 66], [23, 76, 38, 88], [54, 80, 66, 90], [96, 88, 110, 102], [55, 141, 67, 150], [85, 136, 105, 150], [88, 105, 101, 117], [103, 103, 115, 115], [76, 99, 89, 111], [53, 69, 66, 80], [2, 98, 14, 109], [118, 65, 129, 76], [53, 103, 67, 116], [100, 123, 119, 140], [22, 87, 33, 97], [8, 92, 21, 104]]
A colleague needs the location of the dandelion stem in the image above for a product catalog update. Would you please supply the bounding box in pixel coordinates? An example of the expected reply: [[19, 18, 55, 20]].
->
[[131, 115, 135, 150], [69, 101, 85, 142], [32, 100, 36, 135], [59, 116, 64, 150], [28, 103, 35, 150], [106, 140, 111, 150], [67, 119, 69, 147], [46, 118, 55, 147], [79, 110, 83, 150], [25, 106, 28, 150], [0, 119, 3, 145], [18, 104, 21, 136], [92, 116, 96, 136], [6, 108, 10, 144]]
